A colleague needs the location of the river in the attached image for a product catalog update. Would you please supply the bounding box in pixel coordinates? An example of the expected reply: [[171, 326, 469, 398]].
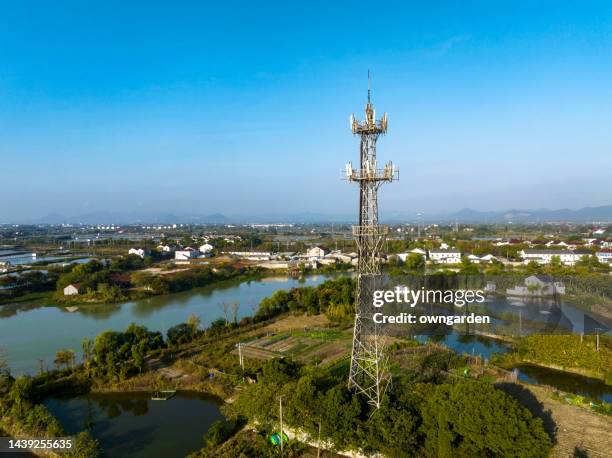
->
[[1, 273, 610, 401], [0, 275, 333, 375]]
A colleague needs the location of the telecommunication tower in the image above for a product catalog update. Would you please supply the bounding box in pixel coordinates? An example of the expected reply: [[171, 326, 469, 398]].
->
[[345, 73, 398, 408]]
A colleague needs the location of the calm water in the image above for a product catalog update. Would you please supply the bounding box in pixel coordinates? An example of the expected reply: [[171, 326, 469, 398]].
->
[[516, 364, 612, 403], [0, 275, 332, 375], [415, 332, 510, 359], [45, 392, 223, 458], [417, 332, 611, 402]]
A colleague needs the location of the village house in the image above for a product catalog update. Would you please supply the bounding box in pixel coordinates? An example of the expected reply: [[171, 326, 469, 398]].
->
[[507, 275, 565, 297], [63, 283, 81, 296], [596, 251, 612, 264], [157, 244, 177, 253], [226, 251, 272, 261], [520, 249, 592, 266], [428, 249, 461, 264], [467, 254, 498, 264], [199, 243, 214, 254], [128, 248, 149, 259], [306, 246, 328, 261], [175, 247, 201, 261], [397, 248, 427, 262]]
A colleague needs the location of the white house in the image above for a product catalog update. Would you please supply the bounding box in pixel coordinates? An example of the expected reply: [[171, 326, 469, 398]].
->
[[175, 247, 201, 261], [306, 246, 328, 260], [128, 248, 148, 259], [63, 284, 81, 296], [157, 244, 176, 253], [429, 249, 461, 264], [226, 251, 272, 261], [199, 243, 214, 254], [520, 249, 592, 266], [397, 248, 427, 262], [596, 251, 612, 264], [468, 253, 498, 264], [323, 250, 356, 264], [507, 275, 565, 297]]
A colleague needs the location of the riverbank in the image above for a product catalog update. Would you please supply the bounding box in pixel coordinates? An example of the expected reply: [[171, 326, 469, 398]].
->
[[1, 273, 339, 375], [498, 383, 612, 457]]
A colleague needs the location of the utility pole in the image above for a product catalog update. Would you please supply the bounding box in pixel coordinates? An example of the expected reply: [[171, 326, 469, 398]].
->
[[237, 342, 244, 382], [279, 396, 284, 457], [317, 416, 322, 458]]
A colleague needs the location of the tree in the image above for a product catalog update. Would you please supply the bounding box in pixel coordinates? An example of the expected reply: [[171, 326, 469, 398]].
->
[[231, 303, 240, 324], [405, 253, 426, 271], [82, 338, 93, 374], [167, 323, 196, 346], [419, 381, 551, 457], [219, 302, 230, 324], [54, 349, 76, 371], [187, 314, 201, 332]]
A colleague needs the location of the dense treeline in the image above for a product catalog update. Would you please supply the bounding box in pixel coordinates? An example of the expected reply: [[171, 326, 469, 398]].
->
[[0, 269, 60, 302], [253, 276, 355, 323], [54, 256, 252, 302], [132, 262, 250, 295], [56, 255, 150, 293], [224, 358, 552, 457], [84, 324, 165, 381]]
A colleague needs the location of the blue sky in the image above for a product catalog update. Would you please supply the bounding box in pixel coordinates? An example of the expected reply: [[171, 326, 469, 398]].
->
[[1, 1, 611, 221]]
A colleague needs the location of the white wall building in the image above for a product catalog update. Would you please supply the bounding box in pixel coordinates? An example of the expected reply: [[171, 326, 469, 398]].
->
[[397, 249, 427, 262], [467, 254, 498, 264], [199, 243, 214, 254], [429, 249, 461, 264], [128, 248, 148, 259], [157, 244, 176, 253], [226, 251, 272, 261], [63, 284, 81, 296], [306, 246, 328, 260], [175, 247, 201, 261], [596, 251, 612, 264], [520, 249, 592, 266], [507, 275, 565, 296]]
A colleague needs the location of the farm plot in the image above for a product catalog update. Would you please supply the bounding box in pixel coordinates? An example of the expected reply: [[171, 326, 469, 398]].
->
[[234, 327, 352, 365]]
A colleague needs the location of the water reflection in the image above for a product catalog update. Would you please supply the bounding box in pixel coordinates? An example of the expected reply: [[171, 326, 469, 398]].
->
[[45, 392, 223, 458]]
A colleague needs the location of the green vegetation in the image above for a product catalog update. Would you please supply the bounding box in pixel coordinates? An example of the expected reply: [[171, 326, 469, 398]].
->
[[223, 358, 552, 457], [0, 376, 63, 437], [52, 257, 254, 303], [254, 276, 355, 323], [88, 324, 164, 381], [499, 335, 612, 380]]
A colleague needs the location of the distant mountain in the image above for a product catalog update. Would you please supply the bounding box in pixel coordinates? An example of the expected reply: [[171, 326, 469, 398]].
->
[[29, 212, 231, 225], [433, 205, 612, 223], [18, 205, 612, 225]]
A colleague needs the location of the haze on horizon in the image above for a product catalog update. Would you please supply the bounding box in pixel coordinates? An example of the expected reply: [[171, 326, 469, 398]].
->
[[1, 1, 611, 222]]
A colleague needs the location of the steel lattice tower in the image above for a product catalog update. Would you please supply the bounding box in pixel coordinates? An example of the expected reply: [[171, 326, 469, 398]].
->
[[345, 75, 397, 408]]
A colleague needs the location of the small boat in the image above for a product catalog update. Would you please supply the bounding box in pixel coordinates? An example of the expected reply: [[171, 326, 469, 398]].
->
[[151, 390, 176, 401]]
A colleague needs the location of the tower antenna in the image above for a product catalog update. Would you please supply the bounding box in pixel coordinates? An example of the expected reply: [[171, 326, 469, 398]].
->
[[345, 74, 398, 409]]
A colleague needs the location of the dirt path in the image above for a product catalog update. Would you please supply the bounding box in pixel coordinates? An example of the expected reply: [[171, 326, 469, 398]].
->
[[499, 383, 612, 457]]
